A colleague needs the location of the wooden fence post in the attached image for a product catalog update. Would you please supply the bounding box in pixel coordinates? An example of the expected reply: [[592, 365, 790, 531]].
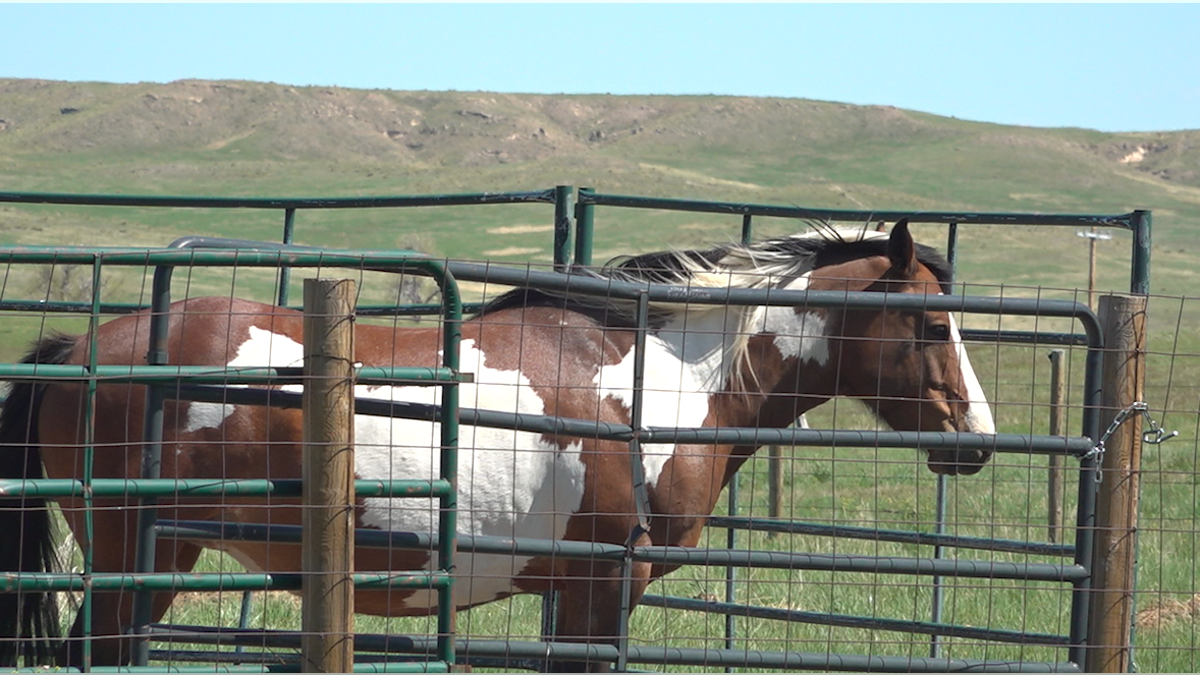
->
[[1047, 349, 1066, 544], [768, 444, 783, 531], [1086, 294, 1147, 673], [302, 278, 357, 673]]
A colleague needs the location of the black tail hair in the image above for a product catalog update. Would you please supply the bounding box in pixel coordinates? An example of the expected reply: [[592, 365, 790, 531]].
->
[[0, 333, 76, 667]]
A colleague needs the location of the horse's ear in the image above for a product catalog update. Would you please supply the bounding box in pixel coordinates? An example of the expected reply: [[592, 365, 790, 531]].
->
[[888, 219, 917, 277], [875, 220, 888, 233]]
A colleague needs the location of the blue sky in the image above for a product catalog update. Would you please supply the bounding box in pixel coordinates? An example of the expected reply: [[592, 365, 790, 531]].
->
[[4, 3, 1198, 133]]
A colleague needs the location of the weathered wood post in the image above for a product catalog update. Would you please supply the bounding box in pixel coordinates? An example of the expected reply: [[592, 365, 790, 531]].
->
[[768, 415, 807, 529], [302, 278, 357, 673], [1047, 349, 1067, 543], [1086, 294, 1147, 673], [768, 444, 783, 531]]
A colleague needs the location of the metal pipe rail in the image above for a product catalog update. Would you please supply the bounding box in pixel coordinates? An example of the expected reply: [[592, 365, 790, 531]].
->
[[0, 299, 487, 317], [0, 571, 451, 594], [154, 519, 1089, 584], [0, 364, 471, 386], [0, 240, 1104, 342], [0, 236, 1093, 350], [639, 594, 1069, 647], [705, 516, 1076, 558], [163, 382, 1100, 457], [0, 188, 559, 210], [574, 189, 1151, 293], [0, 478, 452, 499], [575, 189, 1144, 229], [138, 624, 1082, 674]]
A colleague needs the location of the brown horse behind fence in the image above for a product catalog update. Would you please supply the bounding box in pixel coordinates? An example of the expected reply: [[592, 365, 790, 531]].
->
[[0, 221, 994, 670]]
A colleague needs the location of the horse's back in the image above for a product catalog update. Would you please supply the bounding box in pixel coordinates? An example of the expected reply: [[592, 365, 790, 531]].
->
[[35, 297, 305, 474]]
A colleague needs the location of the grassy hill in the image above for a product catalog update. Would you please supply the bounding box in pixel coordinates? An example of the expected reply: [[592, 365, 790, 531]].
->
[[5, 81, 1200, 670], [1, 77, 1198, 300]]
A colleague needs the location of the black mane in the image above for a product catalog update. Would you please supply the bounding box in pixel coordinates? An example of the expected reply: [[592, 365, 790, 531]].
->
[[473, 230, 954, 323]]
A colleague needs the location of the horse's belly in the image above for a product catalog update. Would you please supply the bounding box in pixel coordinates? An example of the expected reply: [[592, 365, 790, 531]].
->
[[353, 356, 589, 611]]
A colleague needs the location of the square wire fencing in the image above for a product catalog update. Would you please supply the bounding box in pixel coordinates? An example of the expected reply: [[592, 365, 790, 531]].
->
[[0, 187, 1189, 673]]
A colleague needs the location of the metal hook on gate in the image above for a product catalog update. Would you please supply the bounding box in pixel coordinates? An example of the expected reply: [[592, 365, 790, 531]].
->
[[1088, 402, 1178, 484], [1127, 401, 1180, 445], [1099, 402, 1178, 447], [1141, 414, 1179, 445]]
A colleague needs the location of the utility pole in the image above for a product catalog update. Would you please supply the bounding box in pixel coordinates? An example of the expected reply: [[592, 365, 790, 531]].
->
[[1076, 227, 1113, 309]]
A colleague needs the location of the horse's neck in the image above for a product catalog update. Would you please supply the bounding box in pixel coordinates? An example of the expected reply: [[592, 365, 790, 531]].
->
[[705, 302, 836, 484], [643, 296, 838, 424], [652, 309, 743, 394]]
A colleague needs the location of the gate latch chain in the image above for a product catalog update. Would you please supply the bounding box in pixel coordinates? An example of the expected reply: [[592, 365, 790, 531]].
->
[[1086, 401, 1178, 483]]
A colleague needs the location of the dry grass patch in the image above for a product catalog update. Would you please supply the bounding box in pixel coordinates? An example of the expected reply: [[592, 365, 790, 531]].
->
[[486, 224, 555, 235], [481, 246, 542, 257], [1136, 593, 1200, 629]]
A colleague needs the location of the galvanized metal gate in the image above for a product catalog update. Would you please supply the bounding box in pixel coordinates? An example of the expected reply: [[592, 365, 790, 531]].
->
[[0, 187, 1152, 672]]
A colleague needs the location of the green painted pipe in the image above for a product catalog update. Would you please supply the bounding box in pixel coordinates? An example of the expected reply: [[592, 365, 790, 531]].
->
[[0, 571, 450, 593], [0, 478, 452, 499], [0, 364, 471, 385]]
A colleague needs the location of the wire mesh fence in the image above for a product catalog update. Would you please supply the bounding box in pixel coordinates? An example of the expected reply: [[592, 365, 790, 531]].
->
[[0, 189, 1189, 673]]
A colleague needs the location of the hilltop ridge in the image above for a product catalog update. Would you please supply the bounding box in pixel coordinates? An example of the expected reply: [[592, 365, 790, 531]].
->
[[1, 78, 1198, 299]]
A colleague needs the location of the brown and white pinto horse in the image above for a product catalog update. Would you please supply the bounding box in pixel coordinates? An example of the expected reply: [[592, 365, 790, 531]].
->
[[0, 221, 994, 669]]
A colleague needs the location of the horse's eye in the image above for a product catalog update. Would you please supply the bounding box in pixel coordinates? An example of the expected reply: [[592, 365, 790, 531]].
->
[[924, 323, 951, 342]]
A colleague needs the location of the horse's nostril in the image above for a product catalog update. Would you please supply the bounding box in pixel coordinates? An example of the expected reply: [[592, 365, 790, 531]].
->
[[956, 460, 985, 476]]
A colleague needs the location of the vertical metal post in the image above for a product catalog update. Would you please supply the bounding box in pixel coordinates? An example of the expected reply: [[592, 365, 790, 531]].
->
[[1047, 349, 1067, 543], [573, 187, 595, 267], [539, 592, 558, 654], [724, 475, 738, 673], [234, 590, 254, 662], [553, 186, 574, 271], [300, 278, 357, 674], [1069, 317, 1106, 667], [618, 291, 652, 673], [930, 222, 958, 658], [725, 213, 753, 666], [277, 208, 297, 306], [80, 258, 104, 671], [435, 264, 463, 669], [1130, 211, 1151, 295], [1085, 294, 1147, 673], [130, 263, 175, 667], [929, 477, 947, 659], [542, 186, 575, 644]]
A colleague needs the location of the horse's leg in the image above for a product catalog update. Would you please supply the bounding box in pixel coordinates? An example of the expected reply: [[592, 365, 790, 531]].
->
[[58, 506, 204, 668], [549, 537, 653, 673]]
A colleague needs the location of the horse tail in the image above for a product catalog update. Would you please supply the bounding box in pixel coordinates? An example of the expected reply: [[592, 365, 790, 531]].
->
[[0, 333, 77, 667]]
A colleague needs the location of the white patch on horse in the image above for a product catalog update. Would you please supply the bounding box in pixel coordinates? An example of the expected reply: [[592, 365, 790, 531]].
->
[[189, 328, 586, 609], [182, 327, 303, 434], [354, 338, 587, 610], [182, 400, 235, 434], [764, 272, 829, 366], [593, 310, 737, 488], [947, 313, 995, 434]]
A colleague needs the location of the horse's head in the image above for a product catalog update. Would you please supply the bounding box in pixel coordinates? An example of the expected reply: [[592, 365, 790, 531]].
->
[[802, 221, 996, 476], [587, 224, 995, 476]]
